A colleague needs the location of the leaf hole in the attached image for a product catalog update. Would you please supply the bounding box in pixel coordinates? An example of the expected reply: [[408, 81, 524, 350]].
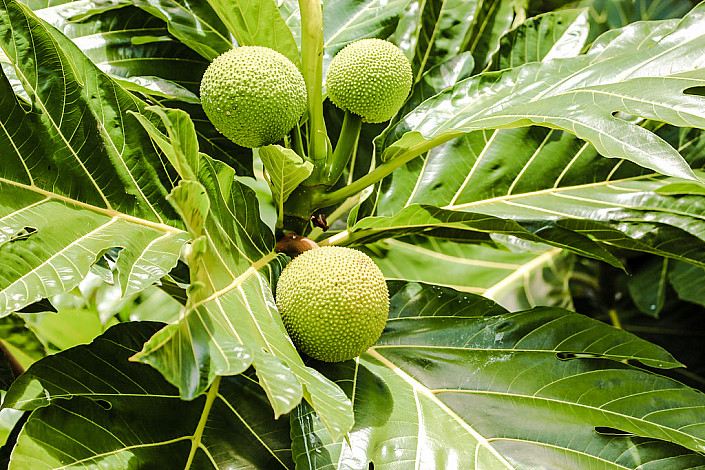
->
[[556, 352, 602, 361], [594, 426, 635, 437], [684, 86, 705, 97], [11, 226, 37, 242], [611, 111, 643, 124], [93, 399, 112, 410]]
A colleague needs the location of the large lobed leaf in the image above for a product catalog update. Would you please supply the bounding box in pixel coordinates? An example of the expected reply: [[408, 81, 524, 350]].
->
[[130, 107, 353, 440], [335, 6, 705, 271], [24, 0, 254, 176], [362, 236, 575, 311], [292, 281, 705, 469], [0, 0, 190, 315], [0, 0, 351, 440], [2, 322, 294, 469], [4, 282, 703, 469], [380, 3, 705, 181]]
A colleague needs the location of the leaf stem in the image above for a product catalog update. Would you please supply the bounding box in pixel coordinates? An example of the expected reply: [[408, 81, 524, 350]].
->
[[324, 112, 362, 185], [185, 375, 221, 469], [317, 141, 432, 208], [298, 0, 327, 170]]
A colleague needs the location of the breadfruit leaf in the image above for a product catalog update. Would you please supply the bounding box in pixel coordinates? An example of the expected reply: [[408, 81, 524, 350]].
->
[[291, 281, 705, 470], [259, 145, 314, 211], [0, 0, 190, 314], [3, 322, 295, 469], [381, 4, 705, 181], [130, 110, 353, 440], [337, 9, 705, 271]]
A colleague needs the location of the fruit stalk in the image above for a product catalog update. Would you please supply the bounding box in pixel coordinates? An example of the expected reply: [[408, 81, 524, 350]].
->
[[324, 111, 362, 186]]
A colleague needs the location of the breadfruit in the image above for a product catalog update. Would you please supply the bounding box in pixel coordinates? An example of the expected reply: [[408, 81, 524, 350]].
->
[[325, 38, 413, 123], [276, 246, 389, 362], [200, 46, 307, 148]]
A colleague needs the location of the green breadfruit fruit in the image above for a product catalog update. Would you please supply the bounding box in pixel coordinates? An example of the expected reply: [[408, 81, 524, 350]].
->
[[200, 46, 307, 148], [325, 38, 413, 123], [276, 246, 389, 362]]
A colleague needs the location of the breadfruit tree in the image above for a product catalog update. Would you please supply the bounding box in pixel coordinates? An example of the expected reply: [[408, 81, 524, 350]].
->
[[2, 0, 705, 468]]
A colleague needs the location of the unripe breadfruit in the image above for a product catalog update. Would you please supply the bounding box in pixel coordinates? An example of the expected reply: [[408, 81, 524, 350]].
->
[[276, 246, 389, 362], [325, 38, 413, 123], [200, 46, 307, 148]]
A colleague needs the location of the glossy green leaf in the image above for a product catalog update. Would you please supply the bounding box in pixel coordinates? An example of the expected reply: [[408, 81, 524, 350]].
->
[[3, 322, 294, 469], [322, 0, 412, 71], [386, 0, 422, 60], [381, 5, 705, 181], [131, 0, 232, 60], [0, 399, 22, 448], [259, 145, 314, 210], [0, 0, 191, 314], [130, 106, 200, 180], [669, 260, 705, 308], [113, 76, 200, 104], [31, 0, 209, 92], [130, 109, 353, 440], [396, 52, 475, 121], [464, 0, 518, 73], [26, 0, 253, 175], [343, 203, 625, 268], [408, 0, 479, 81], [291, 281, 705, 470], [485, 8, 590, 71], [580, 0, 694, 42], [364, 236, 575, 311], [351, 118, 705, 269], [205, 0, 300, 67], [355, 17, 705, 273]]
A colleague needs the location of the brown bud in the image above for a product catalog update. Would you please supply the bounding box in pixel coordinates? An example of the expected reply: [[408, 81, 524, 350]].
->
[[275, 233, 319, 258]]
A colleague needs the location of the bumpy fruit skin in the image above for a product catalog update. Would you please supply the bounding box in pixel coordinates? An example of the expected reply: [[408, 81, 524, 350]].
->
[[325, 38, 413, 123], [276, 246, 389, 362], [200, 46, 307, 148]]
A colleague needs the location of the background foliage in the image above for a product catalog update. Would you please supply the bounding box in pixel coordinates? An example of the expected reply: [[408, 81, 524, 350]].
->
[[1, 0, 705, 468]]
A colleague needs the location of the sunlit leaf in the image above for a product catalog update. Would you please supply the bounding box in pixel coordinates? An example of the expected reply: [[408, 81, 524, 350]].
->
[[3, 322, 294, 469], [292, 281, 705, 470], [381, 6, 705, 181], [322, 0, 412, 71], [131, 0, 232, 60], [31, 0, 209, 92], [363, 236, 576, 311], [24, 0, 254, 175], [131, 109, 353, 440], [408, 0, 480, 80], [259, 145, 314, 211], [0, 0, 190, 314], [205, 0, 300, 67], [485, 8, 590, 71], [464, 0, 517, 73]]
